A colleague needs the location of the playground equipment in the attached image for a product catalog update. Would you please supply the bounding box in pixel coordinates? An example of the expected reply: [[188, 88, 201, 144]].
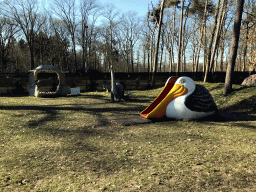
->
[[29, 64, 68, 97], [141, 76, 217, 120], [110, 65, 129, 102]]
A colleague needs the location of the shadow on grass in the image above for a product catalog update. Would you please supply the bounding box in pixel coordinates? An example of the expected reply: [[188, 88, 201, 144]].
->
[[71, 92, 156, 104], [219, 94, 256, 120], [204, 84, 224, 92], [149, 110, 256, 124], [0, 91, 151, 130], [231, 86, 248, 92], [27, 109, 58, 127], [1, 104, 150, 178], [0, 104, 142, 124], [73, 94, 106, 99], [0, 94, 29, 97], [1, 92, 256, 129], [2, 92, 256, 187]]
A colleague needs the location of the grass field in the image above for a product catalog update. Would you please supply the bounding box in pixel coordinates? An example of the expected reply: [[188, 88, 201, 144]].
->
[[0, 82, 256, 191]]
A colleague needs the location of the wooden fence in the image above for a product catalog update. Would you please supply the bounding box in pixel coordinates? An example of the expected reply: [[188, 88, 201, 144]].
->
[[0, 72, 251, 95]]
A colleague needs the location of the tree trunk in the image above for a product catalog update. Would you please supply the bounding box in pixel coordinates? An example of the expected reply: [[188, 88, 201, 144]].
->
[[149, 24, 157, 74], [192, 23, 196, 73], [182, 17, 188, 72], [219, 40, 224, 71], [169, 7, 176, 73], [195, 26, 203, 72], [223, 0, 245, 95], [203, 0, 221, 82], [82, 24, 88, 71], [143, 47, 146, 72], [147, 50, 150, 74], [202, 0, 208, 74], [242, 21, 249, 72], [151, 0, 165, 85], [206, 0, 227, 79], [72, 34, 77, 72], [177, 0, 185, 76], [131, 41, 134, 73], [0, 43, 3, 72], [29, 37, 35, 70], [159, 30, 165, 72]]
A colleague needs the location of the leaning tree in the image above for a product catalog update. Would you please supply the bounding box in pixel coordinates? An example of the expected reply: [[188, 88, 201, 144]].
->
[[223, 0, 245, 95]]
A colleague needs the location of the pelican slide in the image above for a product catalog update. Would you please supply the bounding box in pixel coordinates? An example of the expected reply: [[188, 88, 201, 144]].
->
[[141, 76, 179, 119]]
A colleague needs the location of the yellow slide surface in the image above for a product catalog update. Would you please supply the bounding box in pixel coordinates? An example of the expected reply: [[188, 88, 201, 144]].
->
[[141, 77, 178, 119]]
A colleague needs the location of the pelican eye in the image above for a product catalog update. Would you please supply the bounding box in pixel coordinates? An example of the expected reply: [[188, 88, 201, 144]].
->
[[180, 79, 186, 84]]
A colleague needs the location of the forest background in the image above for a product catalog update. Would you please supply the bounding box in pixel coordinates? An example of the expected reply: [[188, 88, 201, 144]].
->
[[0, 0, 255, 79]]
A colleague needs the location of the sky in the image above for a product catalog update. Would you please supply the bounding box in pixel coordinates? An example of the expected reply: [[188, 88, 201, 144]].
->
[[98, 0, 160, 16], [40, 0, 160, 24]]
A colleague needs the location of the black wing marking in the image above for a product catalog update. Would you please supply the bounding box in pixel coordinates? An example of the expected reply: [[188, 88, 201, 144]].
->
[[184, 84, 217, 112]]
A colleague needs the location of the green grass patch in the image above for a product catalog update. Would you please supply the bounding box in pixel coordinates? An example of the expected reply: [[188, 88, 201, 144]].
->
[[1, 82, 256, 191]]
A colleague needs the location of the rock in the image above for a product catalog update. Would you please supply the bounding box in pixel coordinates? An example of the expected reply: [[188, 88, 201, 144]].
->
[[241, 74, 256, 86]]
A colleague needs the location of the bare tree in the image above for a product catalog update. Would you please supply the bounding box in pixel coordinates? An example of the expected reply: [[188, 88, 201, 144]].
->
[[165, 9, 176, 73], [204, 0, 227, 82], [147, 18, 157, 74], [152, 0, 166, 79], [180, 1, 193, 72], [147, 0, 167, 84], [170, 6, 177, 72], [176, 0, 185, 75], [208, 0, 227, 73], [52, 0, 78, 72], [120, 11, 141, 72], [79, 0, 98, 71], [190, 19, 198, 72], [140, 19, 152, 73], [50, 18, 70, 71], [164, 0, 180, 73], [1, 0, 47, 70], [188, 0, 215, 73], [101, 3, 120, 70], [0, 17, 19, 72]]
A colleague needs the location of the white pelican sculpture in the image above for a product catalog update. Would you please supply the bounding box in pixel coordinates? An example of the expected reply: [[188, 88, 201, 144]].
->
[[141, 76, 218, 120]]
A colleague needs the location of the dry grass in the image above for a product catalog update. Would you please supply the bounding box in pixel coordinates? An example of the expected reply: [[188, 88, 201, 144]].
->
[[0, 82, 256, 191]]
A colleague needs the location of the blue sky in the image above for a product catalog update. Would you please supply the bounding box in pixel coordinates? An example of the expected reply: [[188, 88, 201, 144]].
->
[[41, 0, 160, 21], [99, 0, 160, 16]]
